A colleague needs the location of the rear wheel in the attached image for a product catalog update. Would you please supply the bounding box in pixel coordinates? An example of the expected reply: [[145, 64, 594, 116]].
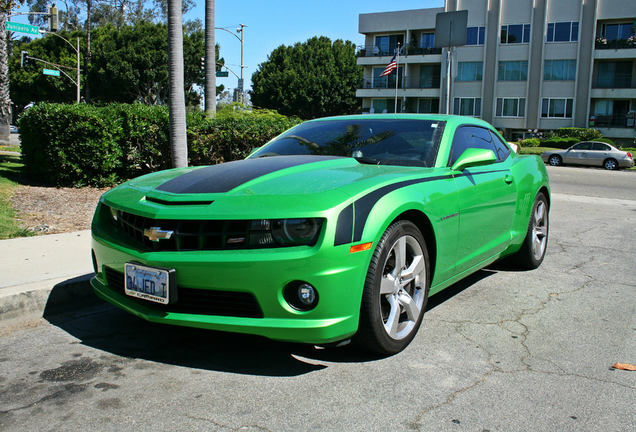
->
[[603, 158, 618, 170], [507, 193, 549, 270], [548, 155, 562, 166], [355, 221, 430, 355]]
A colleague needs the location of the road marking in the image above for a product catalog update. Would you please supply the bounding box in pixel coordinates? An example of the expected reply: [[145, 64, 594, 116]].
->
[[552, 193, 636, 209]]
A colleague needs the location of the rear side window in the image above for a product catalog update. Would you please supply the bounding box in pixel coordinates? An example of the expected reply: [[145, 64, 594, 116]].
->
[[449, 126, 503, 166], [592, 143, 610, 151], [489, 131, 511, 161]]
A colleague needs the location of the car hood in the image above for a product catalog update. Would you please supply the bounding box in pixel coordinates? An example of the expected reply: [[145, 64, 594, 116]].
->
[[101, 156, 442, 219]]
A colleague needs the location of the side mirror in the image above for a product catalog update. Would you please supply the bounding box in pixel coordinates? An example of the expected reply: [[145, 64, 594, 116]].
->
[[451, 148, 497, 171]]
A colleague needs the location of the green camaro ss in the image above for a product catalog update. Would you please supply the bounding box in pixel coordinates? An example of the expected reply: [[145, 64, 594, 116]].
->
[[91, 114, 550, 354]]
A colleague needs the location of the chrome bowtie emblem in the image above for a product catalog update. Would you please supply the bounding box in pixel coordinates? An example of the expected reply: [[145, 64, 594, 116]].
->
[[144, 227, 174, 242]]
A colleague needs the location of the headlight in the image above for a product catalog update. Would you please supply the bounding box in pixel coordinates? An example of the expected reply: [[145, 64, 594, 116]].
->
[[249, 218, 322, 247]]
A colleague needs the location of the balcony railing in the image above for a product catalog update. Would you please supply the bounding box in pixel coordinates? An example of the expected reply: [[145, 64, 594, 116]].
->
[[357, 45, 442, 57], [361, 80, 441, 90], [592, 72, 634, 88], [595, 38, 636, 50], [593, 114, 635, 128]]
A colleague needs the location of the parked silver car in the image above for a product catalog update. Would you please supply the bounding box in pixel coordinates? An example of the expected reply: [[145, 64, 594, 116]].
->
[[541, 141, 634, 170]]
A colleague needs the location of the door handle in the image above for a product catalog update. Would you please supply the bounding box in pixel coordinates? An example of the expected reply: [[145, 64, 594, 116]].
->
[[504, 174, 513, 184]]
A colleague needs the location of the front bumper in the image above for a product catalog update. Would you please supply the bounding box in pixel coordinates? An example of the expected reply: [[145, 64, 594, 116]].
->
[[91, 233, 371, 344]]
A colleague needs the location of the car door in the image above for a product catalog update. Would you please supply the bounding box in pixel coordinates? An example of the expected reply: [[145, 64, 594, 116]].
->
[[449, 126, 517, 274], [563, 142, 592, 165]]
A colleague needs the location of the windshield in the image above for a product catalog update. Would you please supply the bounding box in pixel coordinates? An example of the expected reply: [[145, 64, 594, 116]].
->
[[251, 119, 445, 167]]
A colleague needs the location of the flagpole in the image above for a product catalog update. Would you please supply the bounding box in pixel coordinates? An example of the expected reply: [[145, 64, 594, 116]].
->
[[394, 42, 400, 113]]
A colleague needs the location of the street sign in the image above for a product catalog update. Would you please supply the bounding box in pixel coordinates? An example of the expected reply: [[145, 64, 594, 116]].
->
[[216, 71, 229, 77], [434, 11, 468, 48], [6, 21, 40, 35], [43, 68, 60, 77]]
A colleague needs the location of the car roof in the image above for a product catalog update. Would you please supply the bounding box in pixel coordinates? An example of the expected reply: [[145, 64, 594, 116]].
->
[[305, 114, 496, 130]]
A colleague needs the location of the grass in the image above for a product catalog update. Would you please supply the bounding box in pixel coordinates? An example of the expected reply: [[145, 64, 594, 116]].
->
[[0, 155, 32, 239], [0, 144, 21, 152]]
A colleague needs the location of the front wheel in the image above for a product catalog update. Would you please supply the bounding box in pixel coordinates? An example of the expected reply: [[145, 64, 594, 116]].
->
[[355, 220, 430, 355], [548, 155, 562, 166]]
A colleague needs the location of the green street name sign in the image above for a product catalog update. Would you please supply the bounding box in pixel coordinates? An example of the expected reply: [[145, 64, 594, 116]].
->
[[43, 68, 60, 77], [6, 21, 40, 35], [216, 71, 229, 77]]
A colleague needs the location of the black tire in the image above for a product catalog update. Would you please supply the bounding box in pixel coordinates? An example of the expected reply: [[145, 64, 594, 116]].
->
[[603, 158, 618, 170], [354, 220, 430, 355], [506, 192, 549, 270], [548, 155, 562, 166]]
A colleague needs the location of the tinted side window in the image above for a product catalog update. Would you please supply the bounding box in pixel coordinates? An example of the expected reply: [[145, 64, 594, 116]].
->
[[592, 143, 610, 151], [449, 126, 497, 166], [490, 131, 511, 161], [572, 142, 592, 150]]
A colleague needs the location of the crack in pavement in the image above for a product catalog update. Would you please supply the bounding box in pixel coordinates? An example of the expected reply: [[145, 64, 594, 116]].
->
[[410, 265, 634, 428], [185, 414, 273, 432]]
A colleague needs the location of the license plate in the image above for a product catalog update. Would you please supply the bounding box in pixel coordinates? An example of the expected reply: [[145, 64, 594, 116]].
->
[[124, 263, 174, 304]]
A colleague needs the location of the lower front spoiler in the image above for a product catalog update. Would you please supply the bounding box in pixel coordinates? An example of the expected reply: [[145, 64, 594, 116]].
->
[[92, 277, 358, 344]]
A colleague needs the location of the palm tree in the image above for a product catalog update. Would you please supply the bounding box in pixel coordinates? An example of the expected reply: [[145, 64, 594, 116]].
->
[[204, 0, 216, 115], [167, 0, 188, 167], [0, 4, 15, 145]]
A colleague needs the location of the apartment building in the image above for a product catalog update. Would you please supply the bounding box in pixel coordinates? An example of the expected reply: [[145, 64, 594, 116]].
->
[[356, 0, 636, 142]]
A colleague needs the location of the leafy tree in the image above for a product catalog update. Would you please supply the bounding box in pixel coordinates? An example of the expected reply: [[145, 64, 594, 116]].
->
[[8, 30, 83, 113], [251, 36, 362, 119], [9, 22, 224, 111]]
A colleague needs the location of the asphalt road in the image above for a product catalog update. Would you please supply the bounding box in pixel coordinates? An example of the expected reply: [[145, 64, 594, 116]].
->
[[1, 165, 635, 431]]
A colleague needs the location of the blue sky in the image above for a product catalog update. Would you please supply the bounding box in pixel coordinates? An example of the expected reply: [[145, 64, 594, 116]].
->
[[187, 0, 443, 91]]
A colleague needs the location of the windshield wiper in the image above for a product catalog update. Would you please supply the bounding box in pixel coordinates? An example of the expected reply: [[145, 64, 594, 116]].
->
[[252, 152, 280, 158], [354, 156, 382, 165]]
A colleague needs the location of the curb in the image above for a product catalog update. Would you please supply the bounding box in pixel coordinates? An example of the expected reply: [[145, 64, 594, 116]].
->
[[0, 273, 101, 328]]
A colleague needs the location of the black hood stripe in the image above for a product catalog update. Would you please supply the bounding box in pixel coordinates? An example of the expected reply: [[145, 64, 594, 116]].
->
[[157, 156, 339, 194]]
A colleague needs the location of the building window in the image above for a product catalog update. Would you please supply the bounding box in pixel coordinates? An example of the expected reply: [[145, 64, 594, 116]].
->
[[420, 64, 440, 88], [466, 26, 485, 45], [418, 98, 439, 114], [501, 24, 530, 43], [374, 34, 404, 56], [420, 33, 435, 49], [498, 61, 528, 81], [603, 23, 634, 41], [453, 97, 482, 116], [456, 62, 483, 81], [541, 98, 573, 118], [547, 22, 578, 42], [496, 98, 526, 117], [544, 60, 576, 80], [372, 67, 403, 89], [371, 99, 401, 114]]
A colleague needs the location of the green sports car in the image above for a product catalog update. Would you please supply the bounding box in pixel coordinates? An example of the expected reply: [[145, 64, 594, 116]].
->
[[90, 114, 550, 354]]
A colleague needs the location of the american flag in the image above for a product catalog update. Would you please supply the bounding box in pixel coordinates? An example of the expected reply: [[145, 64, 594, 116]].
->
[[379, 54, 397, 77]]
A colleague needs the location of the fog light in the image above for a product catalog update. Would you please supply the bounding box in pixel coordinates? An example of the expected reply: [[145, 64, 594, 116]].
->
[[298, 284, 316, 306], [284, 281, 319, 311]]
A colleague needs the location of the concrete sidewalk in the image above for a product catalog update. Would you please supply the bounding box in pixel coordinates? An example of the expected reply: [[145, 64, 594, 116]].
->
[[0, 230, 95, 325]]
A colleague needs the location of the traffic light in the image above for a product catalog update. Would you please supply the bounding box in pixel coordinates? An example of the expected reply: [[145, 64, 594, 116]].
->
[[49, 4, 59, 32], [21, 51, 28, 68], [200, 57, 205, 71]]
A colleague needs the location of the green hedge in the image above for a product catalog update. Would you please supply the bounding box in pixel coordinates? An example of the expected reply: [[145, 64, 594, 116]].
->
[[18, 103, 301, 186], [519, 138, 540, 147], [553, 127, 602, 141]]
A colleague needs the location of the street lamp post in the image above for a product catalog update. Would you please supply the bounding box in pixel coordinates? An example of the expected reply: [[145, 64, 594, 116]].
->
[[215, 24, 247, 103], [41, 31, 81, 103]]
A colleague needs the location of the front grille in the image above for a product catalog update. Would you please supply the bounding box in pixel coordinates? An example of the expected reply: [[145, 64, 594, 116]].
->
[[104, 267, 264, 318], [114, 210, 253, 251]]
